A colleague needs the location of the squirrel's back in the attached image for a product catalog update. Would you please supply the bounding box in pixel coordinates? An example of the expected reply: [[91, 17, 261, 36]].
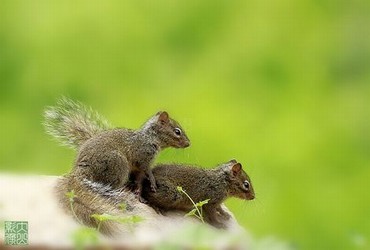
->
[[44, 97, 112, 149], [142, 164, 223, 210]]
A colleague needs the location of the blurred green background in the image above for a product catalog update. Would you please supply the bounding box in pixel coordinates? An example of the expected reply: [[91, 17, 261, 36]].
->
[[1, 0, 369, 249]]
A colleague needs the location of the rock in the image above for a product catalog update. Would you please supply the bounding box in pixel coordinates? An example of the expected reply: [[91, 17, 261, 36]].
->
[[0, 174, 249, 249]]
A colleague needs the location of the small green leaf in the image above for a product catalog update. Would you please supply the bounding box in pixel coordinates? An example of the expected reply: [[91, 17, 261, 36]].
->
[[115, 215, 144, 224], [177, 186, 183, 192], [185, 209, 197, 217], [195, 199, 210, 207], [130, 215, 144, 223], [66, 190, 77, 202], [91, 213, 144, 225], [91, 213, 114, 222]]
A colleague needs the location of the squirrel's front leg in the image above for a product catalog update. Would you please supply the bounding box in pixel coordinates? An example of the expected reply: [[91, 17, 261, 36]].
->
[[138, 159, 157, 192], [145, 169, 157, 192], [132, 171, 148, 204]]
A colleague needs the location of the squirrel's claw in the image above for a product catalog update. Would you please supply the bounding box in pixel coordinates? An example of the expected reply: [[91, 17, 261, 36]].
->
[[134, 189, 148, 204]]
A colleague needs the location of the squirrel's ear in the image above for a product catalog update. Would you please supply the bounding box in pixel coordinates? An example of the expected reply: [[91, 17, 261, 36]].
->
[[231, 163, 242, 176], [157, 111, 169, 124], [228, 159, 237, 164]]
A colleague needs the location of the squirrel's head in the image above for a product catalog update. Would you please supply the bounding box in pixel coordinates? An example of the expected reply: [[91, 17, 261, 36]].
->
[[146, 111, 190, 149], [222, 160, 255, 200]]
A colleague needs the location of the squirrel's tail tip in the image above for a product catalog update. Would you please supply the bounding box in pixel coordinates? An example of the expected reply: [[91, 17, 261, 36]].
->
[[42, 97, 111, 149]]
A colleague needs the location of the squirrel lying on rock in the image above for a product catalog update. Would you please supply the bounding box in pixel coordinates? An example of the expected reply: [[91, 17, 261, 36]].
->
[[142, 160, 255, 229]]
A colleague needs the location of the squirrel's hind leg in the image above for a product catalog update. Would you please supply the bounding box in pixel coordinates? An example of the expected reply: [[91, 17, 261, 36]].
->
[[84, 150, 129, 189], [130, 171, 149, 204]]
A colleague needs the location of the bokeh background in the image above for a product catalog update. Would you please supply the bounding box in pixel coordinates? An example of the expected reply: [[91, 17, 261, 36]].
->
[[1, 0, 369, 249]]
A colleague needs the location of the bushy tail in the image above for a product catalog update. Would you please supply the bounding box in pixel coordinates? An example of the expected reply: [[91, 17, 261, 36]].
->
[[56, 174, 139, 235], [43, 97, 112, 149]]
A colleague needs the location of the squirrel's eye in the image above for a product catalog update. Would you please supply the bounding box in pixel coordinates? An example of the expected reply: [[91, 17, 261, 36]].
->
[[174, 128, 182, 136], [243, 181, 250, 190]]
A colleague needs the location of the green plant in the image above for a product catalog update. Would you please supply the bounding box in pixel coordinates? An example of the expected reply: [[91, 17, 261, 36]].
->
[[66, 191, 143, 248], [65, 190, 83, 225], [91, 213, 144, 233], [176, 186, 210, 223], [66, 191, 99, 249], [71, 227, 99, 250], [118, 202, 127, 211]]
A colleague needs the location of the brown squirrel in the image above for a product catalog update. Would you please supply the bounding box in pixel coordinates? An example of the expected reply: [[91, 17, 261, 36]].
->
[[141, 160, 255, 228], [44, 97, 190, 201]]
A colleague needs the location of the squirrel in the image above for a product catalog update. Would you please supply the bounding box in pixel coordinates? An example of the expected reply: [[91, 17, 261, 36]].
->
[[44, 97, 190, 202], [141, 160, 255, 229]]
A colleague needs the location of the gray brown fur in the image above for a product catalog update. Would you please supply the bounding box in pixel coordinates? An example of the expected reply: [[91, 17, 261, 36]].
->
[[55, 173, 138, 235], [44, 97, 112, 149], [142, 160, 255, 228]]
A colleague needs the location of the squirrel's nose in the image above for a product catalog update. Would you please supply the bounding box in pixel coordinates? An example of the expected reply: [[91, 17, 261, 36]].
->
[[183, 140, 190, 148]]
